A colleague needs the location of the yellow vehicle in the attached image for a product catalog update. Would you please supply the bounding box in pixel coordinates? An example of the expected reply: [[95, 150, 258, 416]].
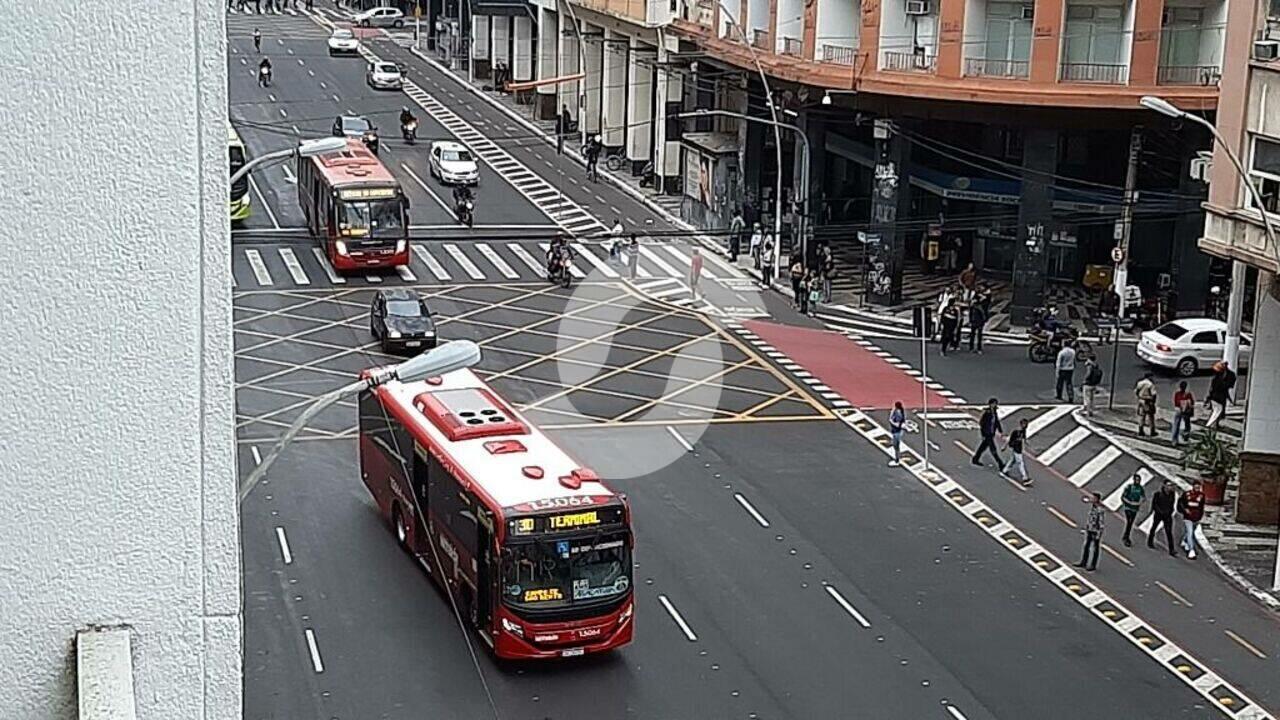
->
[[229, 123, 251, 222]]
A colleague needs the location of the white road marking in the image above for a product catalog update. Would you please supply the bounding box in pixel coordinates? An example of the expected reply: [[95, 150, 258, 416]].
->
[[250, 446, 262, 465], [663, 245, 717, 279], [444, 243, 485, 279], [396, 264, 417, 282], [277, 248, 311, 285], [365, 274, 382, 283], [268, 93, 277, 102], [244, 249, 274, 286], [657, 594, 697, 642], [733, 493, 770, 528], [638, 245, 680, 277], [1066, 445, 1123, 487], [310, 247, 346, 284], [247, 177, 280, 229], [275, 527, 294, 565], [279, 108, 288, 118], [304, 629, 325, 673], [475, 243, 519, 278], [666, 426, 694, 452], [570, 242, 620, 278], [507, 243, 545, 276], [824, 584, 872, 628], [945, 705, 969, 720], [413, 244, 451, 280], [332, 94, 340, 103], [1025, 405, 1075, 438], [1036, 426, 1092, 465], [400, 163, 456, 220]]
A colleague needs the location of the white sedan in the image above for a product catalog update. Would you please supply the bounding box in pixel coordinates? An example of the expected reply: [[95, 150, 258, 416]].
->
[[366, 61, 404, 89], [327, 28, 359, 55], [429, 141, 479, 185], [354, 6, 405, 28], [1136, 318, 1252, 376]]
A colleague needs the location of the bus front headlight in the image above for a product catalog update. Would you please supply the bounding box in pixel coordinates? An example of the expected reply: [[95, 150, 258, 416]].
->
[[335, 240, 349, 256], [395, 240, 407, 254], [500, 617, 524, 637]]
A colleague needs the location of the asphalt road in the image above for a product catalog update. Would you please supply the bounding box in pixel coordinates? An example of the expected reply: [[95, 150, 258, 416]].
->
[[231, 6, 1276, 720]]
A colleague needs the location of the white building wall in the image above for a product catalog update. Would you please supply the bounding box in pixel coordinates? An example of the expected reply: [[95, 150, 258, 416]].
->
[[0, 0, 239, 717], [816, 0, 860, 53], [962, 0, 988, 61], [1243, 286, 1280, 456]]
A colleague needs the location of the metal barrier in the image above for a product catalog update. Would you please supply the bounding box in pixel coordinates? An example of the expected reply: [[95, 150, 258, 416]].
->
[[1157, 64, 1220, 86], [1059, 62, 1128, 84], [964, 57, 1030, 78], [883, 50, 936, 73], [822, 44, 858, 65]]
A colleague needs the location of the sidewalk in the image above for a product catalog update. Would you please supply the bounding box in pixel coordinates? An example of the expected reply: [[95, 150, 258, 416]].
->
[[1076, 402, 1279, 611]]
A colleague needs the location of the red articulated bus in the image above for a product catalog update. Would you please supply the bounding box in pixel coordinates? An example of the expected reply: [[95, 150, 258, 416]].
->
[[297, 138, 410, 272], [358, 367, 635, 659]]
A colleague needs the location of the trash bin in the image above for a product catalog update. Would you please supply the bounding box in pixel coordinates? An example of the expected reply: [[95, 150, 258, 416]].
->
[[912, 305, 934, 339]]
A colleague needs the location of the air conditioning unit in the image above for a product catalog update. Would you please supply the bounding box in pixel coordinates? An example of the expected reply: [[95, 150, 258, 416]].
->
[[1020, 5, 1035, 20], [906, 0, 931, 15], [1255, 39, 1280, 60]]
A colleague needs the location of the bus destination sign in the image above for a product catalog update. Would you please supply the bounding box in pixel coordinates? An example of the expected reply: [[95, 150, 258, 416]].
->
[[510, 506, 624, 536], [339, 187, 397, 200]]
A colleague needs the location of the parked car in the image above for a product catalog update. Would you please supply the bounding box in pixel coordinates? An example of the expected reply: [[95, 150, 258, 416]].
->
[[366, 61, 404, 90], [370, 288, 437, 353], [327, 28, 359, 55], [354, 6, 405, 28], [332, 114, 379, 154], [1136, 318, 1252, 376], [428, 140, 479, 185]]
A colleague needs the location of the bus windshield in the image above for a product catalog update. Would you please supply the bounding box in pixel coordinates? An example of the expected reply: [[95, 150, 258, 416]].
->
[[338, 197, 404, 238], [502, 533, 631, 611]]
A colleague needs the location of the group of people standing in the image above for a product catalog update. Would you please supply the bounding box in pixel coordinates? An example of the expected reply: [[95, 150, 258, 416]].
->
[[935, 264, 993, 356], [1131, 361, 1236, 443]]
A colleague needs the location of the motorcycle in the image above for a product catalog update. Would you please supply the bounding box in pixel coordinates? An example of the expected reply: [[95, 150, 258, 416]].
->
[[547, 254, 572, 288], [401, 119, 417, 144], [456, 199, 474, 227], [258, 66, 272, 87], [638, 160, 655, 189]]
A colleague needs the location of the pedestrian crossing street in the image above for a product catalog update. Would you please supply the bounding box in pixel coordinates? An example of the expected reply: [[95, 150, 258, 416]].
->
[[231, 239, 747, 292]]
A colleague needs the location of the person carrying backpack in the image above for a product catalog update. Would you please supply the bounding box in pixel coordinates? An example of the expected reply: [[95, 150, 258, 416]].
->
[[1082, 357, 1103, 417]]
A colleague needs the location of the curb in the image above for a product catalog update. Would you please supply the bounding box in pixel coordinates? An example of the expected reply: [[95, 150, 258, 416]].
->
[[1073, 407, 1280, 613]]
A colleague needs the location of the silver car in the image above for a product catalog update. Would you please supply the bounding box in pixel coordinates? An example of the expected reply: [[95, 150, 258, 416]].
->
[[367, 62, 404, 89], [354, 6, 405, 28], [1136, 318, 1252, 376]]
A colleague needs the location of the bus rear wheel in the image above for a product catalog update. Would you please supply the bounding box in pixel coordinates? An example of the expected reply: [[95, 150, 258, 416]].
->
[[393, 505, 409, 550]]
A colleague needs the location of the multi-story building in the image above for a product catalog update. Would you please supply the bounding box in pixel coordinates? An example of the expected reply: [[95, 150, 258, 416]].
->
[[1196, 0, 1279, 525]]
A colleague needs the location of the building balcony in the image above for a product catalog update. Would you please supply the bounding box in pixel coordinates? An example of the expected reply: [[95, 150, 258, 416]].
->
[[1202, 205, 1280, 274], [1157, 64, 1221, 86], [1059, 62, 1128, 84], [752, 28, 771, 50], [883, 50, 936, 73], [821, 44, 858, 65], [964, 58, 1029, 79], [779, 36, 803, 57]]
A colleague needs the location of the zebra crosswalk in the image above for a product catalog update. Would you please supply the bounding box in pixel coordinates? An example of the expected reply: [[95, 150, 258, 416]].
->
[[231, 239, 734, 291]]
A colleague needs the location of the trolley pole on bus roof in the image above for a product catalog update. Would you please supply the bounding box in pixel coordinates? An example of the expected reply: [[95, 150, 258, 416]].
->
[[238, 340, 481, 504]]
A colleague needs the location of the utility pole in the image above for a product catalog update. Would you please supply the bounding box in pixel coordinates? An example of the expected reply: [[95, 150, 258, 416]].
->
[[1113, 126, 1142, 322]]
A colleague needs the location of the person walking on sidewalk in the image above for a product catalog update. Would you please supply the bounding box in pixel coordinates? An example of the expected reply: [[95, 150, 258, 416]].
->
[[555, 105, 571, 155], [1177, 481, 1206, 559], [688, 248, 703, 300], [968, 289, 988, 354], [728, 210, 744, 263], [1075, 492, 1105, 572], [1082, 356, 1103, 417], [1135, 372, 1158, 436], [1120, 473, 1145, 547], [1000, 418, 1031, 486], [1205, 361, 1236, 429], [971, 398, 1005, 469], [1147, 480, 1178, 555], [939, 301, 960, 357], [1171, 381, 1195, 446], [888, 401, 906, 467], [789, 256, 805, 308], [760, 242, 774, 288], [584, 135, 602, 181], [1055, 341, 1077, 403], [749, 223, 763, 269], [807, 273, 822, 317], [820, 245, 835, 302]]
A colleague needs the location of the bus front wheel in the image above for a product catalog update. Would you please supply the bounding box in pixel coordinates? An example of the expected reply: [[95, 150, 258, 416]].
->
[[393, 505, 409, 550]]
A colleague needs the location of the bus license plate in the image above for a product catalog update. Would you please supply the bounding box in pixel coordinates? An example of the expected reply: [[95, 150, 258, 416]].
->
[[560, 647, 585, 658]]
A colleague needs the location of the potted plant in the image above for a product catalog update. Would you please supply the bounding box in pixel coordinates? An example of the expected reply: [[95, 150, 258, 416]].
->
[[1179, 430, 1239, 505]]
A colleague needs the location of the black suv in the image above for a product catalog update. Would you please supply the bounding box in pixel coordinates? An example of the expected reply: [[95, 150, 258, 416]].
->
[[370, 288, 437, 353]]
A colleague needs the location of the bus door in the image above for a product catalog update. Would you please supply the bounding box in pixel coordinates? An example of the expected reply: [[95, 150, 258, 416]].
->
[[475, 508, 494, 631], [410, 444, 431, 557]]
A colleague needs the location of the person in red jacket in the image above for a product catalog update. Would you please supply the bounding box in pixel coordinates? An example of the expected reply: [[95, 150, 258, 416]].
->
[[1177, 481, 1206, 559]]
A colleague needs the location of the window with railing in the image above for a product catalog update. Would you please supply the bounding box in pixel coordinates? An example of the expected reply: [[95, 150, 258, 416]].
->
[[966, 57, 1030, 77], [780, 36, 802, 56], [752, 28, 771, 49], [883, 49, 937, 72], [1157, 64, 1220, 85], [822, 44, 858, 65], [975, 2, 1032, 76], [1061, 4, 1126, 82], [1158, 8, 1221, 85]]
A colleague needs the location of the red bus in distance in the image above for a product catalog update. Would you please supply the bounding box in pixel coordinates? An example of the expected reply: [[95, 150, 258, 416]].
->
[[296, 138, 409, 271], [358, 367, 635, 659]]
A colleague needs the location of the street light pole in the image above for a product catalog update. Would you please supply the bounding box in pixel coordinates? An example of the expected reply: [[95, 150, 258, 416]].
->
[[229, 136, 349, 188], [239, 340, 482, 503], [1139, 96, 1279, 371], [714, 1, 786, 287]]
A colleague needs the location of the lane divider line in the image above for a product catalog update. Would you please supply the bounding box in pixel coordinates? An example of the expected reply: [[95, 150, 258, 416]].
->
[[823, 584, 872, 629], [733, 493, 771, 528], [275, 527, 293, 565], [657, 594, 698, 642], [304, 628, 325, 673], [666, 426, 694, 453]]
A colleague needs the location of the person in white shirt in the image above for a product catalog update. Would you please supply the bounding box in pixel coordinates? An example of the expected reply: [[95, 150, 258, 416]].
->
[[1055, 342, 1077, 403]]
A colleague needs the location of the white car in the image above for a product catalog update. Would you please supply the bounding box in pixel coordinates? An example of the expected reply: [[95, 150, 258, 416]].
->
[[327, 28, 359, 55], [1136, 318, 1252, 377], [354, 6, 405, 28], [366, 61, 403, 89], [429, 141, 479, 185]]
